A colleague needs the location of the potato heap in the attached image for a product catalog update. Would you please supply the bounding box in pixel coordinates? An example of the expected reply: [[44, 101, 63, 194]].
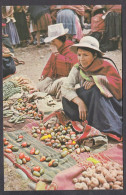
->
[[73, 161, 123, 190]]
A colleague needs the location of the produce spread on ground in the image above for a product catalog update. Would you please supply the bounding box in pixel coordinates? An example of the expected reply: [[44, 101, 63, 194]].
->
[[3, 45, 123, 191]]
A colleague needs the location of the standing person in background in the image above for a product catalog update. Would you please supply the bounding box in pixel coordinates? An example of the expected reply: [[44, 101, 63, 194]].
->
[[56, 5, 84, 42], [37, 23, 78, 99], [2, 6, 20, 47], [90, 5, 105, 42], [28, 5, 52, 47], [14, 6, 30, 47], [100, 5, 122, 52]]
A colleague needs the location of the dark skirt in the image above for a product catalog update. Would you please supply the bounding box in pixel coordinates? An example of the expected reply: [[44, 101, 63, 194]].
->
[[14, 11, 30, 41], [3, 57, 16, 78], [62, 86, 122, 137], [32, 13, 52, 32]]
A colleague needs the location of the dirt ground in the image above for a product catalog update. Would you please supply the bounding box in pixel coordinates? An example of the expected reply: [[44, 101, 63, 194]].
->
[[3, 43, 122, 191]]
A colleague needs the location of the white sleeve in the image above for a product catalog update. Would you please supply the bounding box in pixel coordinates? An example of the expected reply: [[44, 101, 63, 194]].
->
[[61, 66, 80, 101]]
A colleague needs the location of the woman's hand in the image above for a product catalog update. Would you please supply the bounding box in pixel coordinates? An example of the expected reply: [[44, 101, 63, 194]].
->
[[83, 81, 95, 90], [38, 75, 45, 81], [72, 97, 88, 121]]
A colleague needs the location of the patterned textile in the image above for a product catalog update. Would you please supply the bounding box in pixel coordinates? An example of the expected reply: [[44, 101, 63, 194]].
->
[[4, 129, 76, 182], [75, 58, 122, 100], [91, 14, 105, 33]]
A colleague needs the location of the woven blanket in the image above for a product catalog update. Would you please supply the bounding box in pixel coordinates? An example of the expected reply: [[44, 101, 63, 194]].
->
[[4, 129, 76, 183]]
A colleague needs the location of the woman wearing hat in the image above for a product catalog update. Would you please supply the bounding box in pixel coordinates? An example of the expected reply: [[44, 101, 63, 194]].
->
[[61, 36, 122, 137], [37, 23, 78, 99]]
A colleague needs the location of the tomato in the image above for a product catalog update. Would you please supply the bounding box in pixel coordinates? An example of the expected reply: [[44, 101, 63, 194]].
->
[[4, 148, 12, 153], [25, 156, 30, 162], [18, 135, 23, 139], [30, 148, 35, 155], [36, 129, 41, 134], [40, 156, 46, 162], [19, 153, 25, 159], [3, 138, 6, 142], [21, 142, 27, 147], [4, 141, 9, 146], [7, 144, 13, 149], [48, 160, 55, 167], [55, 123, 60, 127], [33, 166, 40, 172]]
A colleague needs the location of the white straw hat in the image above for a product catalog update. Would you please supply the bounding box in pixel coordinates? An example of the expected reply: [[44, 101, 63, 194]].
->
[[44, 23, 69, 43], [70, 36, 103, 55]]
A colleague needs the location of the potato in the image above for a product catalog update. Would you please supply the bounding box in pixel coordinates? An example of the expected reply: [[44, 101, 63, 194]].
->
[[114, 181, 122, 186], [72, 178, 78, 184], [109, 182, 114, 188], [74, 183, 83, 190], [103, 183, 110, 190], [96, 174, 106, 184], [121, 181, 123, 187], [116, 175, 123, 182], [93, 187, 99, 190], [112, 184, 122, 189], [78, 176, 85, 183], [102, 168, 109, 177], [105, 173, 116, 182], [81, 182, 88, 190], [91, 177, 99, 188], [110, 170, 118, 177], [84, 177, 91, 186], [95, 166, 102, 174], [82, 171, 93, 178], [117, 170, 123, 176], [82, 171, 88, 177], [95, 163, 102, 167]]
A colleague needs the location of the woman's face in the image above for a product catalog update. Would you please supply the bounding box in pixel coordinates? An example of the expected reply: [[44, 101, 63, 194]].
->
[[77, 48, 96, 68]]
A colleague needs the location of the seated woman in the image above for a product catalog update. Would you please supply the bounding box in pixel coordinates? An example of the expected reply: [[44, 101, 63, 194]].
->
[[2, 43, 16, 78], [61, 36, 122, 137], [37, 23, 78, 99]]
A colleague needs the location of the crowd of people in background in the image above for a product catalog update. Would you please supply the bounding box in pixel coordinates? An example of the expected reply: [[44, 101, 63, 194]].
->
[[2, 5, 121, 50], [2, 5, 122, 78]]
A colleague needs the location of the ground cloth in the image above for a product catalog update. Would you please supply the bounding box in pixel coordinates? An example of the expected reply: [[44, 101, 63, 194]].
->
[[47, 145, 123, 190], [4, 129, 76, 183]]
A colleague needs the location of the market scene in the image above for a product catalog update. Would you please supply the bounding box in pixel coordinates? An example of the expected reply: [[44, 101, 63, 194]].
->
[[2, 5, 123, 191]]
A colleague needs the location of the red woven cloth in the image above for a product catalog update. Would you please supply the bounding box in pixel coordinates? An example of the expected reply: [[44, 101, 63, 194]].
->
[[78, 58, 122, 100], [41, 40, 78, 79]]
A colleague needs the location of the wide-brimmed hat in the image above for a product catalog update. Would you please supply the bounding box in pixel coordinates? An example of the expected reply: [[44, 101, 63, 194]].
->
[[44, 23, 69, 43], [92, 5, 104, 14], [70, 36, 103, 55]]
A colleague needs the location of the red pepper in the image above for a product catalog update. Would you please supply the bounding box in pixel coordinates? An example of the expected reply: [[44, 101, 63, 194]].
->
[[19, 153, 25, 159], [33, 166, 40, 172], [40, 156, 46, 162], [4, 148, 12, 153], [7, 144, 13, 149], [48, 160, 55, 167], [21, 142, 27, 147], [30, 147, 35, 155], [25, 156, 30, 162]]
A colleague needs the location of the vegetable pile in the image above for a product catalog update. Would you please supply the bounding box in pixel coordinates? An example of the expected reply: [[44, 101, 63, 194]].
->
[[73, 162, 123, 190]]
